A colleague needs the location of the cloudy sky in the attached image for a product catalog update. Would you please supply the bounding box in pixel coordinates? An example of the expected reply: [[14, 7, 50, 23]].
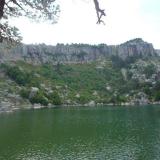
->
[[10, 0, 160, 48]]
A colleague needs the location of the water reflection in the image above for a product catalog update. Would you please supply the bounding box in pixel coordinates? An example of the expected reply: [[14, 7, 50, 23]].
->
[[0, 106, 160, 159]]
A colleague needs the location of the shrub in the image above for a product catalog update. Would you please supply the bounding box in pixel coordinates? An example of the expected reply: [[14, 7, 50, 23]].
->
[[48, 91, 62, 105], [5, 66, 31, 85], [154, 91, 160, 101], [20, 88, 30, 99], [144, 64, 155, 78], [30, 91, 49, 106], [77, 93, 90, 104]]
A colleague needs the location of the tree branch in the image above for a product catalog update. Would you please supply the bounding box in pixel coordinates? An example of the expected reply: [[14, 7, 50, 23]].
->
[[93, 0, 106, 24], [10, 0, 24, 10], [0, 0, 5, 19]]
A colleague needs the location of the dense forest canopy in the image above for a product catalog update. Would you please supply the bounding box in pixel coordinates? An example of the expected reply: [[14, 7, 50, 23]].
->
[[0, 0, 106, 43]]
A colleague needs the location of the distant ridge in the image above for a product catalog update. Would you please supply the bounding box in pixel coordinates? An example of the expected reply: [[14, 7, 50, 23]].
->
[[0, 38, 158, 64]]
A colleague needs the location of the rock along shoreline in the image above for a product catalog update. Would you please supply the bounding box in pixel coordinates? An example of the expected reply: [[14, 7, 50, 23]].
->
[[1, 101, 160, 114]]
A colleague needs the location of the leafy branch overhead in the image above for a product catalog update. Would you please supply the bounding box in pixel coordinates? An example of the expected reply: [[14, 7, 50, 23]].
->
[[0, 0, 60, 43], [0, 0, 106, 43], [0, 0, 60, 21]]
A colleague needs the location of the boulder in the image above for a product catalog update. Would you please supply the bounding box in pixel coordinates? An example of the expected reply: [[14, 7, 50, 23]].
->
[[29, 87, 39, 99], [88, 101, 95, 106]]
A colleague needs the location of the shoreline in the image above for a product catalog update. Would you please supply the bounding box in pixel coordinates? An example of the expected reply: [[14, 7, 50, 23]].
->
[[1, 101, 160, 114]]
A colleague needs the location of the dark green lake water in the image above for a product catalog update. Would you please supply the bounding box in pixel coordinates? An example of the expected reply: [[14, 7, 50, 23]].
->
[[0, 106, 160, 160]]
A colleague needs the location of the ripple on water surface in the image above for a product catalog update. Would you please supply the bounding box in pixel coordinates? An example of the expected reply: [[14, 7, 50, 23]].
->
[[0, 106, 160, 160]]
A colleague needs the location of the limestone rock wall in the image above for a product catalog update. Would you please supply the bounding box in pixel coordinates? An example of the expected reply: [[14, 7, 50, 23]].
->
[[0, 38, 157, 64]]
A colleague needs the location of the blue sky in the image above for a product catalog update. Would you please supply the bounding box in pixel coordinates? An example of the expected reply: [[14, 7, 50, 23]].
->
[[10, 0, 160, 48]]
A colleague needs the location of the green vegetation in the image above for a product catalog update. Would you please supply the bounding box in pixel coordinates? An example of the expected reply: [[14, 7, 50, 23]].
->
[[1, 56, 160, 106], [47, 91, 62, 105], [29, 91, 49, 106]]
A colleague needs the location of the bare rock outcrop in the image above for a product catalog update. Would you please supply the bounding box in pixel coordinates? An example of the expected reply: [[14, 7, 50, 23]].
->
[[0, 38, 157, 64]]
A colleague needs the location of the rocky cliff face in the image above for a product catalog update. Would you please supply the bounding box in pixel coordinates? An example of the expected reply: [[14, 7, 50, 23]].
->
[[0, 38, 157, 64], [156, 49, 160, 56]]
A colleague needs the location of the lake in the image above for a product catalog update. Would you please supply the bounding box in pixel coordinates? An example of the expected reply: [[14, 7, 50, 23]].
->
[[0, 105, 160, 160]]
